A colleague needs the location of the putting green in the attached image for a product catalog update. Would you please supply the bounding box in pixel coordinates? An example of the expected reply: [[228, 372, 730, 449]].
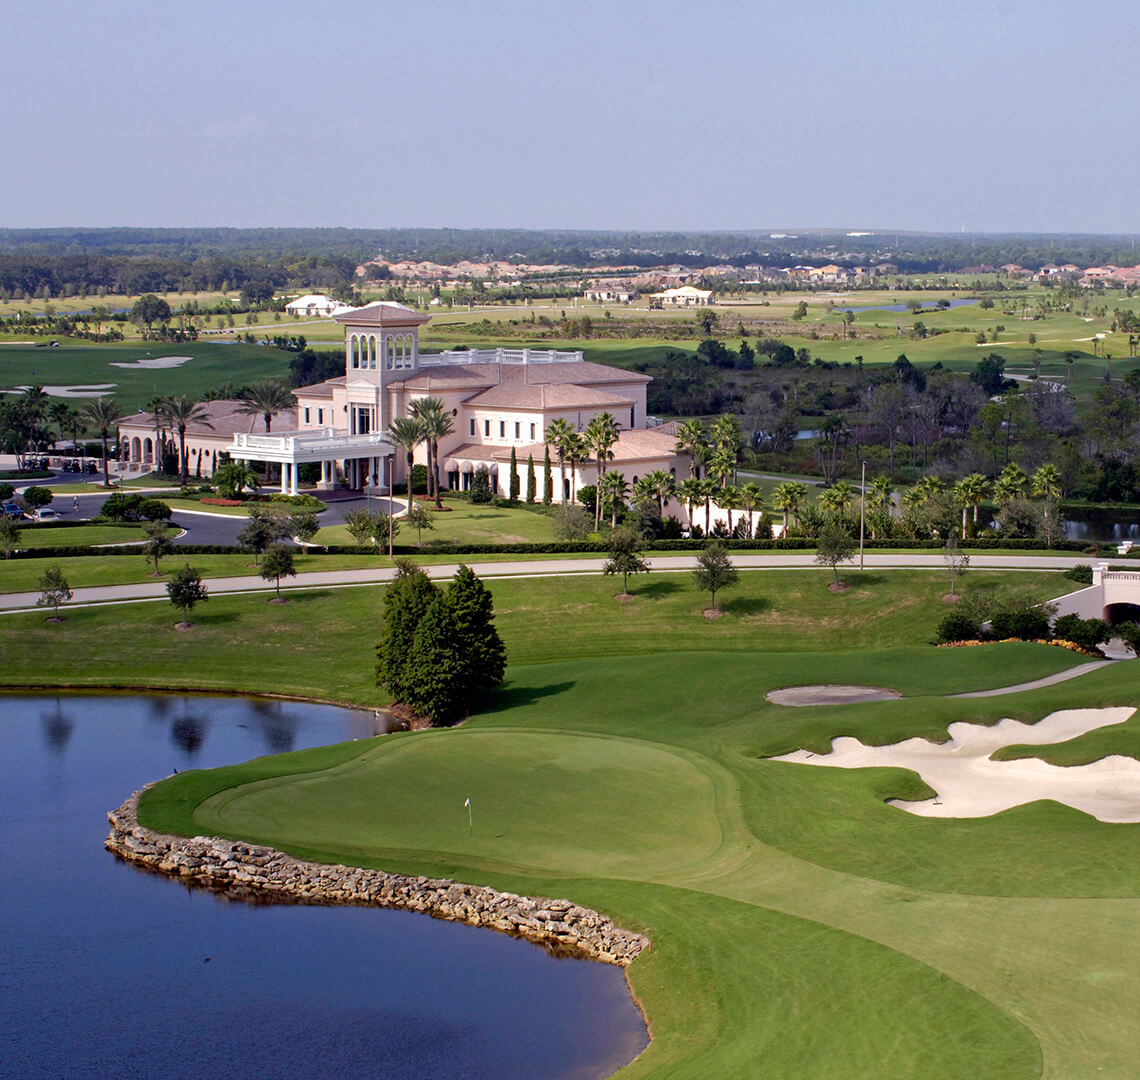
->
[[195, 730, 725, 877]]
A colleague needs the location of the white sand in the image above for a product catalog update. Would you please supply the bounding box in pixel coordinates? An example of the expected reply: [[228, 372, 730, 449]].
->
[[767, 685, 902, 706], [1, 383, 117, 398], [109, 355, 192, 369], [771, 708, 1140, 823]]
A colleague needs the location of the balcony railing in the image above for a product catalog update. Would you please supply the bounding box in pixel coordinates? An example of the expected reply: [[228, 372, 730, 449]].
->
[[420, 347, 583, 367]]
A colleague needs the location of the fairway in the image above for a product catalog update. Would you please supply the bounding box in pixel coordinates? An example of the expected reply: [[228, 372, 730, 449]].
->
[[107, 560, 1139, 1080]]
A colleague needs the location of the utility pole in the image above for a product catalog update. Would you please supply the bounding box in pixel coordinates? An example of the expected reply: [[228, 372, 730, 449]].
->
[[858, 459, 867, 571]]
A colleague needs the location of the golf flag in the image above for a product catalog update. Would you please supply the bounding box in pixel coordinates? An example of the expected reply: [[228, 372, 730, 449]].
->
[[464, 797, 470, 808]]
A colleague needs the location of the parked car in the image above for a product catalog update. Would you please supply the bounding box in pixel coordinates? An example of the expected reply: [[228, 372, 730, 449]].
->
[[35, 508, 61, 521], [2, 502, 24, 518]]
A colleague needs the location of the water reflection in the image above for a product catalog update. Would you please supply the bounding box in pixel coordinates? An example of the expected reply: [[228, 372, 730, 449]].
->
[[39, 698, 74, 754], [171, 710, 209, 756]]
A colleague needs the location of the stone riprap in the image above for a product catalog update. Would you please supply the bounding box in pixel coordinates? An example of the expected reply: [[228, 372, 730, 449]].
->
[[106, 786, 650, 967]]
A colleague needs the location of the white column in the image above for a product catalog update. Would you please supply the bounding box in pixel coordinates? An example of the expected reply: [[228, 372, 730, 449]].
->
[[289, 462, 299, 496], [280, 462, 288, 494]]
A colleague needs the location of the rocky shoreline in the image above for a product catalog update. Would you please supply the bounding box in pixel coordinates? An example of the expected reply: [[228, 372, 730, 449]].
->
[[106, 786, 651, 967]]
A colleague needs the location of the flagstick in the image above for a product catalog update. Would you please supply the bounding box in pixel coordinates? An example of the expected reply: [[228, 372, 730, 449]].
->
[[465, 796, 472, 836]]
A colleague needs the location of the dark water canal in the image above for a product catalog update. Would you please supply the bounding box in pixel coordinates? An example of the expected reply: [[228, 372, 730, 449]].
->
[[0, 694, 646, 1080]]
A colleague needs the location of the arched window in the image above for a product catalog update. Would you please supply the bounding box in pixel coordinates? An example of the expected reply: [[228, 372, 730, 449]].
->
[[368, 335, 377, 369], [387, 336, 396, 370]]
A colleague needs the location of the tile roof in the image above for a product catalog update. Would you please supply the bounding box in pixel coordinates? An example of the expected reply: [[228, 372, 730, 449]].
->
[[464, 381, 633, 410], [119, 400, 287, 438], [488, 427, 681, 464], [293, 377, 344, 399]]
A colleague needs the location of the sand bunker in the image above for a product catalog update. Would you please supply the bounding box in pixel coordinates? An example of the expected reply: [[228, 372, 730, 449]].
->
[[771, 708, 1140, 823], [767, 685, 902, 706], [1, 383, 117, 398], [109, 355, 192, 369]]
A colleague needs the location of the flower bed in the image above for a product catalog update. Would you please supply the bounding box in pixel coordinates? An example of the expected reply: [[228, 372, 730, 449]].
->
[[938, 638, 1103, 658], [200, 497, 243, 507]]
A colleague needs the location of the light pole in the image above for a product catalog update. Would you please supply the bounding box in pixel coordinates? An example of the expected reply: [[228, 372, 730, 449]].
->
[[858, 460, 867, 571]]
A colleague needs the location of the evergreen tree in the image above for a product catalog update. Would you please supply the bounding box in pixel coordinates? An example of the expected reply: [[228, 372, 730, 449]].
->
[[402, 596, 469, 724], [375, 566, 439, 700], [447, 565, 507, 689], [603, 525, 651, 596], [526, 454, 536, 503], [167, 564, 208, 625], [542, 445, 553, 505], [692, 541, 738, 610], [509, 446, 520, 501], [470, 466, 492, 504]]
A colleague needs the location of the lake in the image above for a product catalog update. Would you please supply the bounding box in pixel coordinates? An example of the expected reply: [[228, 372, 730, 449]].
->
[[837, 298, 978, 314], [1063, 508, 1140, 543], [0, 694, 647, 1080]]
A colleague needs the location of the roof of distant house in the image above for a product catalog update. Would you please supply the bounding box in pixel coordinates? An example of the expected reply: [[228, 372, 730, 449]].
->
[[120, 400, 280, 438]]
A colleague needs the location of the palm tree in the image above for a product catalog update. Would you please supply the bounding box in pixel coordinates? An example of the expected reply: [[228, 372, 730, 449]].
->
[[913, 476, 945, 504], [719, 484, 741, 536], [707, 445, 736, 490], [584, 412, 620, 531], [641, 468, 677, 517], [48, 402, 74, 451], [544, 418, 574, 503], [236, 380, 294, 434], [213, 460, 260, 499], [953, 473, 990, 538], [699, 476, 718, 536], [771, 481, 807, 534], [410, 397, 454, 508], [819, 479, 855, 517], [678, 477, 704, 535], [598, 471, 629, 529], [161, 396, 214, 486], [673, 419, 707, 479], [388, 416, 427, 509], [867, 474, 894, 511], [738, 481, 764, 538], [709, 414, 741, 485], [145, 395, 169, 471], [79, 396, 125, 488], [1031, 463, 1062, 523], [565, 431, 587, 507], [995, 463, 1029, 504]]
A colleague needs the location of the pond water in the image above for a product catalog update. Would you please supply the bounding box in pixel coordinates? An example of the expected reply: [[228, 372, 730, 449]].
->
[[1063, 509, 1140, 543], [837, 297, 978, 314], [0, 694, 647, 1080]]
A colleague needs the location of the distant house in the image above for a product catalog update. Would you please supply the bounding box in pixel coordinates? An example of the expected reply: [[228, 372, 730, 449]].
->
[[651, 285, 713, 306], [285, 294, 354, 318], [584, 285, 635, 303]]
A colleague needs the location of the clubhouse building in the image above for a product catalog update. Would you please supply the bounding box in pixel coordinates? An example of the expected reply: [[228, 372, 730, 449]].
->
[[119, 303, 687, 501]]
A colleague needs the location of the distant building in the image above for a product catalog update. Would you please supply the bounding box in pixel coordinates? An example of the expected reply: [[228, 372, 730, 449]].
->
[[285, 294, 353, 318], [584, 285, 635, 303], [651, 285, 713, 307]]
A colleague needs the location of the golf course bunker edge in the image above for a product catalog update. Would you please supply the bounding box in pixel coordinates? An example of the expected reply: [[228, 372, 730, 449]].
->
[[767, 684, 903, 707]]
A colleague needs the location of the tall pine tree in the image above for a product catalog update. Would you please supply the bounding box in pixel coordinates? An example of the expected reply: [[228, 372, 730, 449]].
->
[[375, 565, 439, 700], [526, 454, 536, 503], [447, 564, 507, 689], [403, 596, 469, 724], [542, 445, 553, 505]]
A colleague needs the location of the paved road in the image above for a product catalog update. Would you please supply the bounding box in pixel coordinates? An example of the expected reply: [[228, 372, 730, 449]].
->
[[9, 471, 403, 547], [0, 551, 1122, 614], [951, 660, 1117, 698]]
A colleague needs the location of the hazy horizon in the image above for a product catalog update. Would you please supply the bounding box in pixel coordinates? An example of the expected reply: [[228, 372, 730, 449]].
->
[[3, 0, 1138, 234]]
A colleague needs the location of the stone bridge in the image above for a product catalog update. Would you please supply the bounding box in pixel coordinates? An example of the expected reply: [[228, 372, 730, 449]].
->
[[1052, 564, 1140, 624]]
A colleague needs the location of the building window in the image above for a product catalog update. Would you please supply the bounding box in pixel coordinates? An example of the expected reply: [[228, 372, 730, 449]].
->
[[514, 422, 520, 439], [530, 423, 536, 440], [318, 409, 324, 424], [304, 408, 310, 424], [469, 418, 476, 436], [484, 419, 490, 437], [499, 421, 505, 438]]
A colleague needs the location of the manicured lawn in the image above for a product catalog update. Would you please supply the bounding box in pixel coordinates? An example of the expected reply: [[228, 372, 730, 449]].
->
[[0, 570, 1074, 695], [315, 500, 559, 547], [15, 523, 148, 548], [135, 639, 1140, 1079]]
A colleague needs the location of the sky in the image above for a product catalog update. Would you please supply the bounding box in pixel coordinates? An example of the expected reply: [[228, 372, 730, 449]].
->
[[1, 0, 1138, 234]]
